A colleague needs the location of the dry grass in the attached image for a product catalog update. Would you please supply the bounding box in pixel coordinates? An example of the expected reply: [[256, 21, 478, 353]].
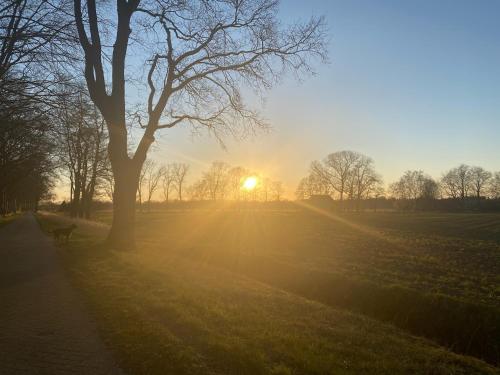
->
[[36, 209, 500, 374]]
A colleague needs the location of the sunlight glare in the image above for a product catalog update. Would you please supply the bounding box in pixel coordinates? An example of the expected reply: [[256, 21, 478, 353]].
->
[[242, 176, 258, 191]]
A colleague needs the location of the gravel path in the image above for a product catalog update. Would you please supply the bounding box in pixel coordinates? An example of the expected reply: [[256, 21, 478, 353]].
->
[[0, 214, 124, 375]]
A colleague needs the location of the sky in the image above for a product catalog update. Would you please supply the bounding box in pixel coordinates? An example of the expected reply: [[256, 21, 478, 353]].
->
[[144, 0, 500, 198], [58, 0, 500, 200]]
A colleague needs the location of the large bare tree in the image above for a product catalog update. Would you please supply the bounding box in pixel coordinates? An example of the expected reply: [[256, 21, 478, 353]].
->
[[0, 0, 74, 103], [73, 0, 327, 248]]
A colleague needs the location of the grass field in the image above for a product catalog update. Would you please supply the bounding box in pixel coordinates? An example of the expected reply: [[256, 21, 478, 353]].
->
[[37, 209, 500, 374], [92, 208, 500, 307]]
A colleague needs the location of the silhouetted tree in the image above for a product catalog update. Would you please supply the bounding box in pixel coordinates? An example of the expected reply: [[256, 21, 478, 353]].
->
[[73, 0, 328, 248], [172, 163, 189, 201], [0, 0, 73, 101], [227, 166, 248, 201], [161, 164, 175, 203], [295, 172, 331, 200], [202, 161, 230, 201], [306, 151, 380, 210], [311, 151, 360, 207], [260, 177, 271, 202], [347, 155, 381, 211], [0, 88, 54, 214], [441, 164, 472, 199], [137, 159, 156, 211], [271, 181, 284, 201], [54, 85, 108, 219], [470, 166, 491, 199], [390, 170, 439, 210], [145, 162, 164, 210], [489, 172, 500, 199]]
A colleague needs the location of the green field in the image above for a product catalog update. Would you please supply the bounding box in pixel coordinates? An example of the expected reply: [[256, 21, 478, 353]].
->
[[37, 209, 500, 374]]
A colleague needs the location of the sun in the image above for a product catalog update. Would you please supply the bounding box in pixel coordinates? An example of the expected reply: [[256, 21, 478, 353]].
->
[[242, 176, 258, 191]]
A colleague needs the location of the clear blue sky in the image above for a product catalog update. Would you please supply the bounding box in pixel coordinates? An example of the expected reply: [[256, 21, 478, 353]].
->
[[145, 0, 500, 196]]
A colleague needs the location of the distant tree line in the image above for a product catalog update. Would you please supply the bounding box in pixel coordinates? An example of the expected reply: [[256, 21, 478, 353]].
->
[[297, 151, 500, 212], [130, 160, 285, 205], [390, 165, 500, 211], [188, 161, 284, 202]]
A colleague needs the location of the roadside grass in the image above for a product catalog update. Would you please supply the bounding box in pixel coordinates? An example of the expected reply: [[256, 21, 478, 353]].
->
[[37, 212, 499, 374], [0, 213, 18, 228]]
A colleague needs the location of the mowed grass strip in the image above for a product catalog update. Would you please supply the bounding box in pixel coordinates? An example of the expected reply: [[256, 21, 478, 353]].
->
[[37, 213, 498, 375]]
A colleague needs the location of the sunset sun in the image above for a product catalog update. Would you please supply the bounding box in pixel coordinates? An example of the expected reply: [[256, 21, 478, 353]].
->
[[242, 176, 258, 191]]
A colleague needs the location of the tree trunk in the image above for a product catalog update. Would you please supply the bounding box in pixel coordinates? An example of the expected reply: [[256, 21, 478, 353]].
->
[[72, 175, 81, 218], [106, 161, 140, 250]]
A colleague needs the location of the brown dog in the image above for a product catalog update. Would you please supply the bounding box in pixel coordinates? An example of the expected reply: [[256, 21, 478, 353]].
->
[[52, 224, 77, 242]]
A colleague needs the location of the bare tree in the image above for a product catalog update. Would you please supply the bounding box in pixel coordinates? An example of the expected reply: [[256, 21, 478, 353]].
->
[[295, 177, 309, 200], [271, 181, 284, 201], [137, 159, 155, 212], [201, 161, 230, 201], [145, 162, 164, 210], [420, 178, 440, 200], [54, 85, 108, 218], [73, 0, 328, 248], [0, 90, 54, 214], [0, 0, 74, 102], [489, 172, 500, 199], [348, 155, 381, 211], [188, 178, 209, 201], [470, 166, 491, 199], [260, 177, 271, 202], [227, 166, 248, 201], [440, 171, 459, 199], [161, 164, 175, 203], [311, 151, 359, 208], [390, 170, 438, 210], [295, 173, 331, 200], [172, 163, 189, 201], [441, 165, 472, 199]]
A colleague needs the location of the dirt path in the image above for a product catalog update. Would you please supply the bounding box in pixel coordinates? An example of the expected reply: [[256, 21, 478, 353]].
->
[[0, 214, 124, 375]]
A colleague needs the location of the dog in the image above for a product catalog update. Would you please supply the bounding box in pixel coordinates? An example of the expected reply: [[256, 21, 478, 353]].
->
[[52, 224, 77, 242]]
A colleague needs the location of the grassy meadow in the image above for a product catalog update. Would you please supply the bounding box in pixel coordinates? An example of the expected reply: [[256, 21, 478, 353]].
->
[[37, 208, 500, 374]]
